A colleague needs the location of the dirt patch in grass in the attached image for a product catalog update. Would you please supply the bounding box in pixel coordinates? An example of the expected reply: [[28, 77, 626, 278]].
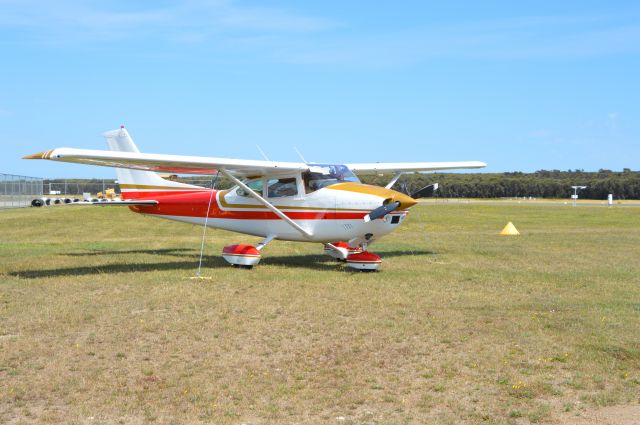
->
[[552, 404, 640, 425]]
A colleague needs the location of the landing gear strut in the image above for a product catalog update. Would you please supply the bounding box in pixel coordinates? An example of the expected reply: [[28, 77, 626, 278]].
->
[[324, 241, 382, 271]]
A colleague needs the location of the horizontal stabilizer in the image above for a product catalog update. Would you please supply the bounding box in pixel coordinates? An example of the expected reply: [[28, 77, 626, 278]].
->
[[70, 200, 159, 206]]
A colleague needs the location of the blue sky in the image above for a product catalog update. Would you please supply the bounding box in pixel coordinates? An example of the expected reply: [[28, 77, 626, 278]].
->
[[1, 0, 639, 178]]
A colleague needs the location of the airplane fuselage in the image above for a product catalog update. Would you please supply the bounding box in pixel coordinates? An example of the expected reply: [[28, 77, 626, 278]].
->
[[127, 183, 412, 243]]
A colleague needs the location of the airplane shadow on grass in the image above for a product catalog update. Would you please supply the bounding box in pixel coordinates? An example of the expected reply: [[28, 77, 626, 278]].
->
[[8, 249, 436, 279], [65, 248, 196, 257]]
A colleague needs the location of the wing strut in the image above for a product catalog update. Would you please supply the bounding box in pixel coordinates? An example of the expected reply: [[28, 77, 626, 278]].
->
[[384, 172, 403, 189], [220, 170, 313, 239]]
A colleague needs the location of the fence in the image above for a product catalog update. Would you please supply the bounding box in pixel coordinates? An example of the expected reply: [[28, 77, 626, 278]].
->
[[44, 177, 223, 196], [0, 175, 227, 209], [0, 173, 44, 209], [45, 180, 120, 196]]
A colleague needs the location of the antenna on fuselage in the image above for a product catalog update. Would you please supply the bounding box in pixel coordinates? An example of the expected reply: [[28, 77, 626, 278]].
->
[[293, 146, 307, 163], [256, 145, 270, 161]]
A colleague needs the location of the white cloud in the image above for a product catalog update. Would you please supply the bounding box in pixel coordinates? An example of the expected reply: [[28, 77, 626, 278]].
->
[[273, 15, 640, 66], [1, 2, 639, 66], [0, 0, 339, 44]]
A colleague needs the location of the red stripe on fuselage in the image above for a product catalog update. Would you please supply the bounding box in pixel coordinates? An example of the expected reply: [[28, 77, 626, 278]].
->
[[125, 190, 370, 220], [122, 190, 209, 200]]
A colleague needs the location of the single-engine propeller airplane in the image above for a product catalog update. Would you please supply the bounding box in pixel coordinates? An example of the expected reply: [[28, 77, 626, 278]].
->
[[24, 127, 485, 271]]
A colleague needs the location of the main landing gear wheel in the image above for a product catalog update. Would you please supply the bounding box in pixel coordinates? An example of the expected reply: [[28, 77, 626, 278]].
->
[[222, 244, 261, 268]]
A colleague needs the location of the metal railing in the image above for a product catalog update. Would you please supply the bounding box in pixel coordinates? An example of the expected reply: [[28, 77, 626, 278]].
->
[[0, 173, 44, 209], [43, 177, 225, 196], [45, 180, 120, 196], [0, 175, 226, 208]]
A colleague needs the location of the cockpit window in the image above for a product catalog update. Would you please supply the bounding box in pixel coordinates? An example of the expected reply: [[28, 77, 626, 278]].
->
[[302, 164, 360, 193], [237, 178, 263, 197], [266, 177, 298, 198]]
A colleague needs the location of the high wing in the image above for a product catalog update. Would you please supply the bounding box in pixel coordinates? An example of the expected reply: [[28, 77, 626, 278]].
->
[[345, 161, 487, 174], [25, 138, 485, 177], [24, 148, 308, 177]]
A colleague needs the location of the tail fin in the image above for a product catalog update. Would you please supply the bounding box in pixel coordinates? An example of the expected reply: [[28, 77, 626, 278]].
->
[[103, 127, 205, 199]]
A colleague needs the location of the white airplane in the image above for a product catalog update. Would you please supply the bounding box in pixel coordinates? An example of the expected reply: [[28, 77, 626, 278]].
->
[[24, 127, 485, 270]]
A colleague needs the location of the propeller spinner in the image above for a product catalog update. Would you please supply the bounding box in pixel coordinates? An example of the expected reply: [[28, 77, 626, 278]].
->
[[364, 201, 402, 222]]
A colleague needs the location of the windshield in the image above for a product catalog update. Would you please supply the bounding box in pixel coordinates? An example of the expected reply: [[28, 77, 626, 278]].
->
[[303, 164, 360, 193]]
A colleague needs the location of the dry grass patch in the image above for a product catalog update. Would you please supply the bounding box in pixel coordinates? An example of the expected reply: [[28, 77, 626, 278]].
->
[[1, 204, 639, 424]]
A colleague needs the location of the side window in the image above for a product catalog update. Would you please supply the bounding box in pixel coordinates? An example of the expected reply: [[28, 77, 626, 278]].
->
[[303, 171, 333, 193], [237, 179, 263, 197], [266, 178, 298, 198], [302, 165, 360, 194]]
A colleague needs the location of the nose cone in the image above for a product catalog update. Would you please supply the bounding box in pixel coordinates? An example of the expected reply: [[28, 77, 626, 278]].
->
[[390, 190, 417, 210]]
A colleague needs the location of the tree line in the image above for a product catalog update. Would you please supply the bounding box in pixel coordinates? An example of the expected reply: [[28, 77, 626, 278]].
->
[[362, 169, 640, 199]]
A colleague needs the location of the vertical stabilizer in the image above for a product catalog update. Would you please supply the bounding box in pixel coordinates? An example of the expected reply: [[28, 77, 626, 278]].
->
[[103, 126, 205, 199]]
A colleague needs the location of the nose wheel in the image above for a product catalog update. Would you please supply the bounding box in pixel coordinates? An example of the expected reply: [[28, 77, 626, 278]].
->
[[345, 251, 382, 271]]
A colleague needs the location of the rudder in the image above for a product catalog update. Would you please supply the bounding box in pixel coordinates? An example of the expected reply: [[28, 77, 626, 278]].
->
[[103, 126, 205, 199]]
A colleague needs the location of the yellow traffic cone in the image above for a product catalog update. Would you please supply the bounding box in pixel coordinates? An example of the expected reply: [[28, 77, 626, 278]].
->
[[500, 222, 520, 236]]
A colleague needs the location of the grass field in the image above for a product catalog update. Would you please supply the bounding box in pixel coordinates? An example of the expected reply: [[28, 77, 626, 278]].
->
[[1, 204, 639, 424]]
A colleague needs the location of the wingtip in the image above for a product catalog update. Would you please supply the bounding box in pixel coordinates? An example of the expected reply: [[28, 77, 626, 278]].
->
[[23, 150, 52, 159]]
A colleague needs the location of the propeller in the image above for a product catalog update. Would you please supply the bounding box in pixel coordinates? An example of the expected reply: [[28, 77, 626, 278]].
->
[[364, 201, 401, 222], [410, 183, 439, 199]]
